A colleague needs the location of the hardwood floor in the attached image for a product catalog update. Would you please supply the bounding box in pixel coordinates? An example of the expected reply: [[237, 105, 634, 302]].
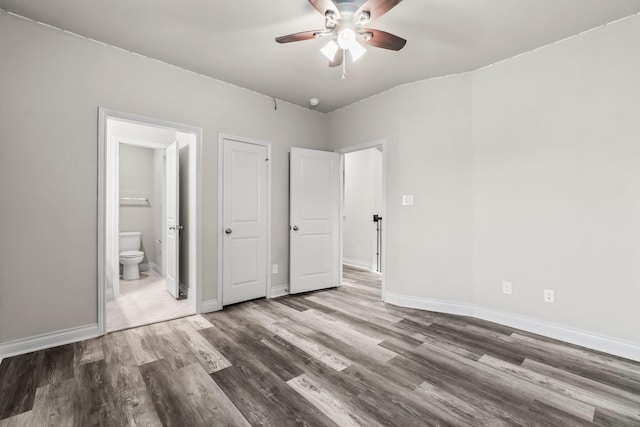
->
[[1, 265, 639, 426]]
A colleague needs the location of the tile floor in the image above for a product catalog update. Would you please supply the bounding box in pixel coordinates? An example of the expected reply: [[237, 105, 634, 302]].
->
[[106, 270, 194, 332]]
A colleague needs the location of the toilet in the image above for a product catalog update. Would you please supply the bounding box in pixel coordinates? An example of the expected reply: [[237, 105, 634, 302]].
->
[[119, 231, 144, 280]]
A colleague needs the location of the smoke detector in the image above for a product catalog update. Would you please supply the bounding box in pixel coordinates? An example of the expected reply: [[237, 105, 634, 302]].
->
[[309, 98, 320, 107]]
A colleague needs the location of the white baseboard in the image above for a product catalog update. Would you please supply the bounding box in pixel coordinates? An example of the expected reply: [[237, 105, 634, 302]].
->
[[473, 307, 640, 362], [270, 283, 289, 298], [179, 282, 189, 298], [383, 291, 640, 362], [201, 298, 221, 314], [384, 291, 474, 316], [0, 323, 99, 363], [106, 287, 114, 300], [343, 258, 376, 272], [150, 263, 162, 276]]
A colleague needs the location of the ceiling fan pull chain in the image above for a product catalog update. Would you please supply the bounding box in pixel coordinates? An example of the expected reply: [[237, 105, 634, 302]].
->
[[342, 50, 347, 80]]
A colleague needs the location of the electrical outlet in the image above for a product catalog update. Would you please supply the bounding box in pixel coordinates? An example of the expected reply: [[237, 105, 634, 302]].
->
[[502, 281, 512, 295], [544, 289, 555, 303], [272, 264, 278, 274]]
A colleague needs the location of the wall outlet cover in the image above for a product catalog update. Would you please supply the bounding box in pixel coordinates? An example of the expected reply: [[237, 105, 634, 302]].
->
[[502, 281, 512, 295], [544, 289, 555, 303]]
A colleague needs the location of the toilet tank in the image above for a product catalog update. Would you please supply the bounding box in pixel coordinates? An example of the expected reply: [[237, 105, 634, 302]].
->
[[119, 231, 141, 252]]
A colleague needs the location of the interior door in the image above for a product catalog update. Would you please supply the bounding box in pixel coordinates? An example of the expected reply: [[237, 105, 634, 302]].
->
[[165, 141, 180, 298], [289, 147, 340, 294], [222, 138, 268, 306]]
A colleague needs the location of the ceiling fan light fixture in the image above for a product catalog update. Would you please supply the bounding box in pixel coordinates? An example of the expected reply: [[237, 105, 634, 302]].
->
[[337, 28, 357, 50], [325, 11, 337, 28], [320, 40, 339, 61], [356, 11, 371, 25], [349, 41, 367, 62]]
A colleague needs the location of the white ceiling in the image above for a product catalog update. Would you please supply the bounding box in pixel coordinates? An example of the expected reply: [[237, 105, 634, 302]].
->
[[2, 0, 639, 112]]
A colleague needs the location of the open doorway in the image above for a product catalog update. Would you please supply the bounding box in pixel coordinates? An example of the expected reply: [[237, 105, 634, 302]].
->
[[98, 109, 202, 334], [339, 141, 386, 299]]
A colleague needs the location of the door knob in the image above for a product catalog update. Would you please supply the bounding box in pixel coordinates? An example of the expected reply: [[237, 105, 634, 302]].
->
[[225, 228, 232, 234], [292, 226, 299, 231]]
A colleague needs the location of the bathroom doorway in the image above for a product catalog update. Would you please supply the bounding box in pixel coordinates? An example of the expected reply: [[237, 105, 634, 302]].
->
[[98, 109, 203, 334], [338, 141, 386, 299]]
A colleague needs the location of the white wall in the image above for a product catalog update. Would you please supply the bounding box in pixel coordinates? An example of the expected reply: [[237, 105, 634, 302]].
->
[[328, 14, 640, 348], [327, 76, 475, 304], [343, 148, 383, 269], [119, 144, 156, 269], [0, 13, 325, 343], [472, 15, 640, 343]]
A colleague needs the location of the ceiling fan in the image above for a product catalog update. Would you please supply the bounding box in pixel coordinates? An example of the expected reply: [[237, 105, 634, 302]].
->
[[276, 0, 406, 70]]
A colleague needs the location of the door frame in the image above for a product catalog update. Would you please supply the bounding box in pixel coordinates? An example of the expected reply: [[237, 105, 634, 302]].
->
[[112, 136, 171, 299], [98, 108, 203, 335], [217, 133, 272, 309], [336, 139, 387, 298]]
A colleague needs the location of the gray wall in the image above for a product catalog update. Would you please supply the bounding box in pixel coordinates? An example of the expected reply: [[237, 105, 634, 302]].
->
[[0, 13, 325, 343], [343, 148, 383, 269], [472, 15, 640, 343], [327, 76, 475, 304], [119, 144, 157, 269], [328, 14, 640, 345]]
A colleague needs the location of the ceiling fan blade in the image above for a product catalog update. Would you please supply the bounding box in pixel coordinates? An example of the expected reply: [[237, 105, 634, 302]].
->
[[308, 0, 338, 16], [275, 30, 323, 43], [356, 0, 402, 21], [359, 29, 406, 50], [329, 49, 344, 67]]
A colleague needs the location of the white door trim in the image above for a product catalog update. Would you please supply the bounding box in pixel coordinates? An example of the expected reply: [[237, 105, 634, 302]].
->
[[217, 133, 272, 309], [164, 141, 180, 298], [336, 139, 387, 298], [98, 108, 203, 335]]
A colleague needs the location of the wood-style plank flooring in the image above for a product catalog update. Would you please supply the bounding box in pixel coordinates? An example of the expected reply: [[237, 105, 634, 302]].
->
[[1, 265, 640, 426]]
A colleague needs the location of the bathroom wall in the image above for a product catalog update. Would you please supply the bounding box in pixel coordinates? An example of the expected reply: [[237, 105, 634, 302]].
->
[[119, 144, 156, 271], [343, 148, 383, 270]]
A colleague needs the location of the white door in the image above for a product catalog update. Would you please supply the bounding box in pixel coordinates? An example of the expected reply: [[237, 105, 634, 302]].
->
[[165, 141, 180, 298], [289, 147, 340, 294], [222, 139, 268, 305]]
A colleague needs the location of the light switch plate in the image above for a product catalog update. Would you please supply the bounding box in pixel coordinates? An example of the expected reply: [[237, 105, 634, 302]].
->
[[402, 194, 414, 206]]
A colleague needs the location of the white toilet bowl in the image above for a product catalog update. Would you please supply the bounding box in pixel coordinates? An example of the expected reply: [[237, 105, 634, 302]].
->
[[119, 250, 144, 280], [119, 231, 144, 280]]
